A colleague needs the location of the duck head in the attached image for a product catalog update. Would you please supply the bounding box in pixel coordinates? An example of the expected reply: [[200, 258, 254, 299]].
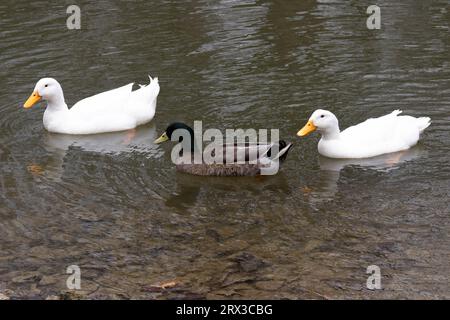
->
[[154, 122, 195, 148], [24, 78, 65, 109], [297, 109, 340, 138]]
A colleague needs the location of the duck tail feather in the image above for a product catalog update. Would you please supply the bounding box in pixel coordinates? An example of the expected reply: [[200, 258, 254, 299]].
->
[[146, 74, 160, 97], [417, 117, 431, 132], [260, 142, 275, 158], [272, 143, 293, 161], [149, 75, 158, 84]]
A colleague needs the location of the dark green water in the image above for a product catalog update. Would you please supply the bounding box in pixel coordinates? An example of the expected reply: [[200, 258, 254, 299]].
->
[[0, 1, 449, 299]]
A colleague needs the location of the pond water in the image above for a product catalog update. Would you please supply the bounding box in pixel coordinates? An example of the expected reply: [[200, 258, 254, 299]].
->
[[0, 0, 449, 299]]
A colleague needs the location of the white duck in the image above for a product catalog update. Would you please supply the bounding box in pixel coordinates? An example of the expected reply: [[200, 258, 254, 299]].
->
[[24, 76, 159, 134], [297, 109, 430, 159]]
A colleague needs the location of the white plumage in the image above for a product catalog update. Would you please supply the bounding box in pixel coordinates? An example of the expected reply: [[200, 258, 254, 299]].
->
[[298, 109, 431, 159], [24, 76, 159, 135]]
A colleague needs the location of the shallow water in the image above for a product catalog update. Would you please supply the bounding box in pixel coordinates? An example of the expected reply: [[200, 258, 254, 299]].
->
[[0, 0, 449, 299]]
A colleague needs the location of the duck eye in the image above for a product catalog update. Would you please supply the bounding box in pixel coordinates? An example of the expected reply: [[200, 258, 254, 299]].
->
[[320, 114, 325, 118], [45, 84, 49, 87]]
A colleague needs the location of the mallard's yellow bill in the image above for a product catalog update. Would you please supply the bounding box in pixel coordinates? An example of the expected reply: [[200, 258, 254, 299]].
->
[[154, 132, 169, 144], [297, 120, 317, 137], [24, 91, 42, 109]]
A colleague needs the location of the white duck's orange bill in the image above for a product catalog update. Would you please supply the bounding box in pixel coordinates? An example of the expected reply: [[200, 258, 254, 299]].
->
[[297, 120, 317, 136], [24, 91, 41, 109]]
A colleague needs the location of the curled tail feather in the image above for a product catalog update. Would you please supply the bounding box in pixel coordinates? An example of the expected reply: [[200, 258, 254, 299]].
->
[[272, 142, 293, 162], [417, 117, 431, 133], [392, 109, 403, 116]]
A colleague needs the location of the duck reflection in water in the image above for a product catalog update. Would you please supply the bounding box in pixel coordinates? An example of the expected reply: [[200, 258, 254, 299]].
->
[[165, 173, 292, 212], [304, 147, 426, 205], [29, 125, 161, 181]]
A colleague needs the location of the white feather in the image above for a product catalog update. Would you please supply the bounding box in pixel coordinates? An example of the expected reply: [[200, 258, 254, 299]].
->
[[30, 76, 159, 135], [302, 109, 431, 159]]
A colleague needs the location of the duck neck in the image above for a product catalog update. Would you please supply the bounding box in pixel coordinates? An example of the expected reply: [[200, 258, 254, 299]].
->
[[46, 93, 69, 113], [320, 125, 341, 140], [176, 127, 198, 154], [186, 130, 198, 153]]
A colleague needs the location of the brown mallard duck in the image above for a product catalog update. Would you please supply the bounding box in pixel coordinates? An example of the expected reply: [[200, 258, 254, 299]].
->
[[154, 123, 293, 176]]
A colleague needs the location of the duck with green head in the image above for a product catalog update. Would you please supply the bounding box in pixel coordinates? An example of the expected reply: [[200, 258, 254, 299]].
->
[[154, 123, 293, 176]]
